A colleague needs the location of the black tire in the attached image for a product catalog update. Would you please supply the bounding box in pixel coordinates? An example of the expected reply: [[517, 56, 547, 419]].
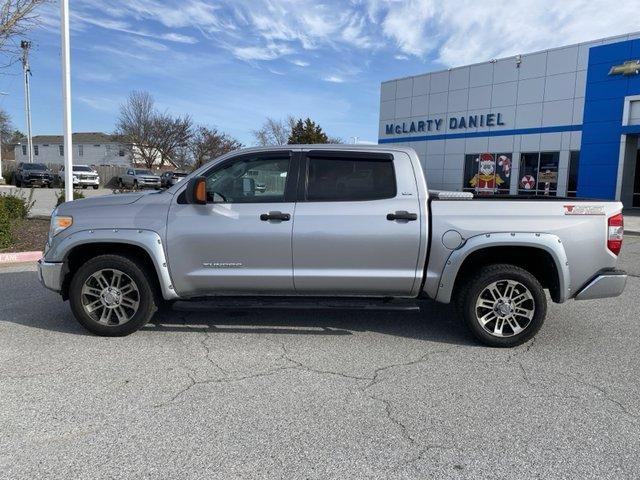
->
[[68, 254, 158, 336], [133, 180, 138, 190], [93, 185, 99, 190], [455, 263, 547, 348]]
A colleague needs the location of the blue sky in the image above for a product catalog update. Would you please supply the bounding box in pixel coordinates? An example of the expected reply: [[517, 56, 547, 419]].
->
[[0, 0, 638, 145]]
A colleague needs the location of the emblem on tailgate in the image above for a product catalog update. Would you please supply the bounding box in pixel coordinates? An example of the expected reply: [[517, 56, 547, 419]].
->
[[564, 205, 605, 215]]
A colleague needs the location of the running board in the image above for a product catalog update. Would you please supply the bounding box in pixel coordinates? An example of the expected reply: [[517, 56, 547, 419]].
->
[[175, 296, 421, 312]]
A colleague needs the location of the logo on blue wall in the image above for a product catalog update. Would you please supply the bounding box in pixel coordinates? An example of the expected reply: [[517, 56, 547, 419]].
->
[[385, 112, 505, 135]]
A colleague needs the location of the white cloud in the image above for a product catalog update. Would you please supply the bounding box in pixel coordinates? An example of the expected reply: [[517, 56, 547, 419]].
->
[[232, 43, 294, 61], [161, 32, 198, 44], [323, 75, 345, 83], [69, 0, 640, 70], [291, 59, 309, 67], [367, 0, 640, 66]]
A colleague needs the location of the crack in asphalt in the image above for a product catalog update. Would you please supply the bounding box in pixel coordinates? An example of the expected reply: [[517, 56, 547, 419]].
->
[[556, 372, 638, 422], [153, 320, 464, 467]]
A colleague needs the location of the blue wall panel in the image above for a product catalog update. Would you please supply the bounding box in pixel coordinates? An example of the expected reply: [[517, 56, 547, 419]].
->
[[578, 39, 640, 199]]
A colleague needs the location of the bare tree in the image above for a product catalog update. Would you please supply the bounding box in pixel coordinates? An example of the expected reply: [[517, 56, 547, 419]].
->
[[153, 111, 193, 167], [0, 0, 45, 63], [252, 116, 296, 146], [190, 125, 242, 169], [115, 91, 193, 169]]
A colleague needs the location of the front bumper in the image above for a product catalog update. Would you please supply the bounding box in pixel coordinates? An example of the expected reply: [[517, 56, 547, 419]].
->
[[37, 259, 64, 293], [575, 270, 627, 300], [74, 178, 99, 186], [25, 177, 53, 186]]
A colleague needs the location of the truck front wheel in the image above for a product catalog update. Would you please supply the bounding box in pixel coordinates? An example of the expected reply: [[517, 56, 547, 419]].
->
[[68, 254, 158, 336], [456, 264, 547, 347]]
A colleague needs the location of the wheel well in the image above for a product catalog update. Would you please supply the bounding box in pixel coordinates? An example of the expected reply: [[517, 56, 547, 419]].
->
[[453, 246, 561, 303], [61, 242, 160, 300]]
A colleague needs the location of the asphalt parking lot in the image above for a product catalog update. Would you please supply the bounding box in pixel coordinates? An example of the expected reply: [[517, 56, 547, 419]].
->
[[1, 238, 638, 479]]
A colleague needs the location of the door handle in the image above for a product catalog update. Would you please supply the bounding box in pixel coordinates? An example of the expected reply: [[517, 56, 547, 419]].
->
[[260, 211, 291, 221], [387, 211, 417, 221]]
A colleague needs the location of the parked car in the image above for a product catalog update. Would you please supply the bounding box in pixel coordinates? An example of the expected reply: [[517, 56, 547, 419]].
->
[[160, 170, 188, 188], [60, 165, 100, 189], [118, 168, 161, 189], [14, 162, 54, 188], [38, 146, 627, 347]]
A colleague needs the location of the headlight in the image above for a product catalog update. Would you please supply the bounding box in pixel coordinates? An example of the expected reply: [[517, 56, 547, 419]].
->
[[50, 214, 73, 237]]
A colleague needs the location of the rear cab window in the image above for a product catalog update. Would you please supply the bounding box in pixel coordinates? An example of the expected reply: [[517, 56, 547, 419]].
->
[[304, 153, 396, 202]]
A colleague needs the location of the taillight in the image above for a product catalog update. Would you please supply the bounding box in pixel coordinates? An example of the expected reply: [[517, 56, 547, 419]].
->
[[607, 213, 623, 255]]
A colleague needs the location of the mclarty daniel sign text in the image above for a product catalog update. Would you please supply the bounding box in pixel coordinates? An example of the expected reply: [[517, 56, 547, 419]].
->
[[385, 112, 506, 135]]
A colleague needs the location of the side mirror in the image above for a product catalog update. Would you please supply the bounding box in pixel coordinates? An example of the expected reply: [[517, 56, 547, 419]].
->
[[185, 176, 207, 205]]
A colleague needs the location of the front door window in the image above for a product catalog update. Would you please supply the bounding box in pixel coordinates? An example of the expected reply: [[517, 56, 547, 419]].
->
[[205, 156, 290, 203]]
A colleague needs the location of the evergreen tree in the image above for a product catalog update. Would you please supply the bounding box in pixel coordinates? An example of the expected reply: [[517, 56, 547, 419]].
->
[[287, 118, 329, 144]]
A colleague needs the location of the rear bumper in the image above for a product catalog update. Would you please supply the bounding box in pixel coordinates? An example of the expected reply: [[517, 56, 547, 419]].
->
[[575, 270, 627, 300], [37, 259, 64, 293]]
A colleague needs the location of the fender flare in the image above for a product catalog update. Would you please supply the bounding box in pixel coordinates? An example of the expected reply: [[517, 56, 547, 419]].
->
[[47, 228, 179, 300], [435, 232, 571, 304]]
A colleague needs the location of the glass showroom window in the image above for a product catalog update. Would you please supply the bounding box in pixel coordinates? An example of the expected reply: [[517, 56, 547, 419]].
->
[[518, 152, 560, 196], [567, 151, 580, 197], [462, 153, 512, 195]]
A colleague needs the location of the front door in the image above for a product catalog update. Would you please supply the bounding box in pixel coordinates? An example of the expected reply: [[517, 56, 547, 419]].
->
[[166, 151, 299, 296], [292, 151, 423, 296]]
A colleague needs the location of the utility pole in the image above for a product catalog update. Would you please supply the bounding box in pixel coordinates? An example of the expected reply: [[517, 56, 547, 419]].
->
[[21, 40, 34, 164], [61, 0, 73, 202], [0, 92, 7, 184]]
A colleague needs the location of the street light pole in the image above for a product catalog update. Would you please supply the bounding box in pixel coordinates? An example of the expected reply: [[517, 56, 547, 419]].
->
[[60, 0, 73, 202]]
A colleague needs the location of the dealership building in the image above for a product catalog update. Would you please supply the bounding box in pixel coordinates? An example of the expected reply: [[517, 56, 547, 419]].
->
[[378, 32, 640, 208]]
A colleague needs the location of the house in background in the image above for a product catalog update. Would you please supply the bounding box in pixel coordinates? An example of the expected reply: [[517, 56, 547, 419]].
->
[[13, 132, 175, 168], [14, 132, 130, 166]]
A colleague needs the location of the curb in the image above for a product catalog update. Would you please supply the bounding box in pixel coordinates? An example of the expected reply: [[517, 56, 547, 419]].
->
[[0, 251, 43, 264]]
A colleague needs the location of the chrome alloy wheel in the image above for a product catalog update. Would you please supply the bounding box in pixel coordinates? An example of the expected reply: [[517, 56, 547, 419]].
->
[[81, 268, 140, 325], [475, 279, 535, 338]]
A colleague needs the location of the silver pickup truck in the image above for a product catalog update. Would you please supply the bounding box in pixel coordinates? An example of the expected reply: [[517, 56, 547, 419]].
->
[[38, 145, 627, 347]]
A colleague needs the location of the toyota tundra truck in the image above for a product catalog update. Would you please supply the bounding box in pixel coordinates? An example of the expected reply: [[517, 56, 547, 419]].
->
[[37, 145, 627, 347]]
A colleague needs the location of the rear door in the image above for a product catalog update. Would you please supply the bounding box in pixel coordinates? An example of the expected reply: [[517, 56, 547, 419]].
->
[[166, 150, 300, 296], [292, 150, 422, 296]]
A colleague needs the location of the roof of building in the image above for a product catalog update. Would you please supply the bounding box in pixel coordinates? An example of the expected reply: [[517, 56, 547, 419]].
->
[[26, 132, 117, 144]]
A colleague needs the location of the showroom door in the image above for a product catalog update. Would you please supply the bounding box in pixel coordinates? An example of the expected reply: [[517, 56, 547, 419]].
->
[[634, 150, 640, 208]]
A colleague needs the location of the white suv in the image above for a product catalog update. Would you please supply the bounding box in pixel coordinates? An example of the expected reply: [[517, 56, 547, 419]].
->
[[60, 165, 100, 189]]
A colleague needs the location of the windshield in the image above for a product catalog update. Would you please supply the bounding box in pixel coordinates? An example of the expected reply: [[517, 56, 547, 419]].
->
[[73, 166, 93, 172], [135, 169, 153, 175], [23, 163, 48, 170]]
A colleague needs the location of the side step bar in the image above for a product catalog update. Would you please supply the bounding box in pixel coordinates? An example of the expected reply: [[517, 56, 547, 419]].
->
[[175, 296, 421, 312]]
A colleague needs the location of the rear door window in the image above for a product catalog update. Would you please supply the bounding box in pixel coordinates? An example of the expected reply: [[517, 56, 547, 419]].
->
[[305, 156, 396, 201]]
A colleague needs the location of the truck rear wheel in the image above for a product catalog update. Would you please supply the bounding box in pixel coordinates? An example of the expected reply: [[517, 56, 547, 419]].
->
[[68, 254, 158, 336], [456, 264, 547, 347]]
